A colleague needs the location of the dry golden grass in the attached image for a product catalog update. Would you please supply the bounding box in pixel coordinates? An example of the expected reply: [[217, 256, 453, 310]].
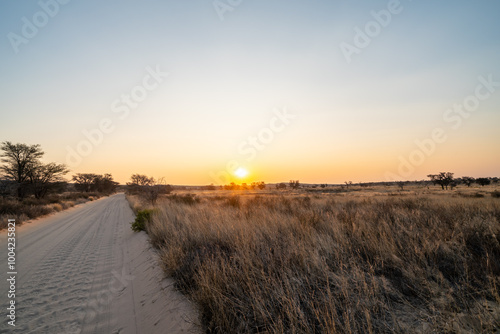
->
[[132, 185, 500, 333], [0, 192, 104, 229], [48, 203, 63, 212]]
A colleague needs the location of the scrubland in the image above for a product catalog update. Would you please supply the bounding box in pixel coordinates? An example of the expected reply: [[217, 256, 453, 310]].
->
[[0, 192, 102, 229], [129, 185, 500, 333]]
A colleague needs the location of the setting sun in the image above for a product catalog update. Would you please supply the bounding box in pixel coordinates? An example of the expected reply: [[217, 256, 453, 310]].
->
[[234, 167, 249, 178]]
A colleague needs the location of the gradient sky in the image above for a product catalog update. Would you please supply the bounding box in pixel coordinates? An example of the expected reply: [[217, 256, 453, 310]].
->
[[1, 0, 499, 185]]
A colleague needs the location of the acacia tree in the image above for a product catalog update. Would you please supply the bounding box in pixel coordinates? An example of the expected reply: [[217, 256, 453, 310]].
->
[[476, 178, 491, 187], [72, 173, 118, 194], [72, 173, 99, 192], [0, 179, 13, 197], [461, 176, 475, 187], [249, 182, 266, 190], [427, 172, 454, 190], [129, 174, 154, 186], [0, 141, 68, 199], [289, 180, 300, 189], [29, 162, 69, 199], [144, 177, 172, 205], [126, 174, 153, 194], [127, 174, 172, 205], [276, 183, 287, 190], [93, 173, 119, 194]]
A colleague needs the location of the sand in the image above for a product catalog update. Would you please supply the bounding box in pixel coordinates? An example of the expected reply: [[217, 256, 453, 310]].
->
[[0, 193, 200, 333]]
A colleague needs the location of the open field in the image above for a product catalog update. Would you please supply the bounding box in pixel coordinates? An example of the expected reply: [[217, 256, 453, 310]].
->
[[129, 184, 500, 333]]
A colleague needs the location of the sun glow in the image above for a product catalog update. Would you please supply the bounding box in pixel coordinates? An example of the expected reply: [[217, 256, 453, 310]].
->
[[234, 167, 249, 178]]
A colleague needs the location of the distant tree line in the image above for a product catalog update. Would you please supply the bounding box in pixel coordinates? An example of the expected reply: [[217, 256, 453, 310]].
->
[[427, 173, 497, 190], [220, 182, 267, 191], [201, 181, 305, 191], [72, 173, 119, 194], [200, 181, 305, 191], [275, 176, 498, 191], [1, 141, 119, 200]]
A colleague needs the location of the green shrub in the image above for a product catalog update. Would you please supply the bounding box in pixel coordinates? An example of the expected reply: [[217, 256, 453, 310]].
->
[[131, 209, 155, 232]]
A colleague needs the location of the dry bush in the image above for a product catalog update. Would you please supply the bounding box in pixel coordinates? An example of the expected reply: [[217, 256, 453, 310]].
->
[[167, 193, 201, 205], [458, 192, 486, 198], [126, 194, 152, 214], [61, 201, 75, 209], [0, 192, 102, 229], [49, 203, 63, 212], [0, 213, 28, 229], [74, 198, 87, 205], [144, 194, 500, 333]]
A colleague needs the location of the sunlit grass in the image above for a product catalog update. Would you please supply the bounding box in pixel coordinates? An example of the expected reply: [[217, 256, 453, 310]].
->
[[130, 185, 500, 333]]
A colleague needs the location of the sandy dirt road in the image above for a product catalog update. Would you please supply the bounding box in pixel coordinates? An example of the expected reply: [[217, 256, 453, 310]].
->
[[0, 193, 199, 334]]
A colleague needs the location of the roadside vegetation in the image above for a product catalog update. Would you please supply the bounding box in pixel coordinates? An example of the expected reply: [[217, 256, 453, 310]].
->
[[129, 179, 500, 333], [0, 192, 103, 229], [0, 141, 119, 229], [130, 208, 156, 232]]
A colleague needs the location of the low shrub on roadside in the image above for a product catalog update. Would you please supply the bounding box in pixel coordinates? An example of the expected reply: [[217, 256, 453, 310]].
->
[[131, 209, 156, 232], [49, 203, 63, 212]]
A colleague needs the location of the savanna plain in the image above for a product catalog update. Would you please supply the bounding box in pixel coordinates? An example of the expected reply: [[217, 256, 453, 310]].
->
[[127, 183, 500, 333]]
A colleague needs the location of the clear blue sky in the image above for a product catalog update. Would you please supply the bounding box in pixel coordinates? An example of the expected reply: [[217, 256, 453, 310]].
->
[[1, 0, 499, 184]]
